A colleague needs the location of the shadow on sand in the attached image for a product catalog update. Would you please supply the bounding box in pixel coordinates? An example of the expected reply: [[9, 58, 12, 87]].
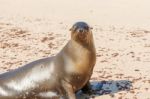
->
[[76, 80, 132, 99]]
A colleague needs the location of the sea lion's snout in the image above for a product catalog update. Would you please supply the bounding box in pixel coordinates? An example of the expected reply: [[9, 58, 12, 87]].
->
[[77, 27, 87, 39], [77, 28, 84, 33]]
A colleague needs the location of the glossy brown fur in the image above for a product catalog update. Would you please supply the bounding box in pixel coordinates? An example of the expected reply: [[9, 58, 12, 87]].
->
[[0, 22, 96, 99]]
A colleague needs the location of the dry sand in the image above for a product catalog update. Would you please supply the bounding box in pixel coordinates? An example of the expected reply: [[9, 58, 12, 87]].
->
[[0, 0, 150, 99]]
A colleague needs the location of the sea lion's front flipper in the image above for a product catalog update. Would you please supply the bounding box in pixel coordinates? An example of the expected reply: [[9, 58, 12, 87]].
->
[[62, 81, 76, 99], [81, 81, 93, 95]]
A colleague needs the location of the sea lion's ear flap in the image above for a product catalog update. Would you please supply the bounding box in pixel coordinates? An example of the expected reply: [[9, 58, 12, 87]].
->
[[70, 25, 75, 31], [90, 27, 93, 30], [69, 28, 72, 31], [69, 25, 74, 31]]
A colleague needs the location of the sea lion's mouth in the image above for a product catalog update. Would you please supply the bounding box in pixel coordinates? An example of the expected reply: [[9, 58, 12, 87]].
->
[[77, 32, 88, 41], [78, 33, 86, 38]]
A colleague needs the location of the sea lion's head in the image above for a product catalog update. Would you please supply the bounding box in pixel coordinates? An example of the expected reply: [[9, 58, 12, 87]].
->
[[70, 22, 93, 44]]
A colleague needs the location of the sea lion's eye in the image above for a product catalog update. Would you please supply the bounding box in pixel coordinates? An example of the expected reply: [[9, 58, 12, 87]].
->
[[84, 26, 89, 30]]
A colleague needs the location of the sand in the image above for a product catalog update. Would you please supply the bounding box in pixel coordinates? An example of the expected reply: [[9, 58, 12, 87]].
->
[[0, 0, 150, 99]]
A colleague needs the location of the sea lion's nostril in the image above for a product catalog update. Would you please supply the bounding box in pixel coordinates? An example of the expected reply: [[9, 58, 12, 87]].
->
[[78, 29, 84, 33]]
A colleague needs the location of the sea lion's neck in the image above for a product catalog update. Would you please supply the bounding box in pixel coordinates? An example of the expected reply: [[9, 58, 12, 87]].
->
[[71, 37, 95, 51], [63, 39, 96, 62]]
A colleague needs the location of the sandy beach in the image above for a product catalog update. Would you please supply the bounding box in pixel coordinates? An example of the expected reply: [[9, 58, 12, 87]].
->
[[0, 0, 150, 98]]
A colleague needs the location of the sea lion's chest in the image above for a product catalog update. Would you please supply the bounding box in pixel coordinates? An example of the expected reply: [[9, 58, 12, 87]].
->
[[63, 51, 94, 91], [64, 49, 92, 74]]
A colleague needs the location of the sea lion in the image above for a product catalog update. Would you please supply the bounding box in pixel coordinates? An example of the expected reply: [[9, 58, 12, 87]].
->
[[0, 21, 96, 99]]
